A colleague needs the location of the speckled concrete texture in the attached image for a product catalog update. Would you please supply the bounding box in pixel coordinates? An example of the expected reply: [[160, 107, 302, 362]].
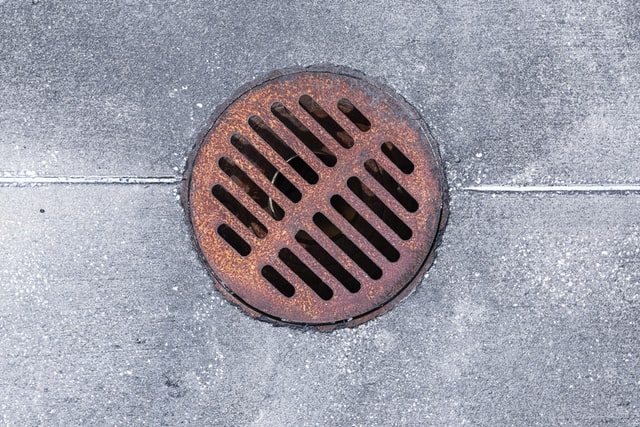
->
[[1, 187, 637, 425], [3, 1, 640, 185], [1, 0, 639, 425]]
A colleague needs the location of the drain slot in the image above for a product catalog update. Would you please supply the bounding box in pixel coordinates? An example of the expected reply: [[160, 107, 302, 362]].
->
[[279, 248, 333, 300], [299, 95, 354, 149], [212, 184, 268, 238], [248, 115, 319, 184], [381, 142, 414, 174], [295, 230, 361, 293], [271, 102, 337, 167], [364, 159, 418, 213], [229, 133, 302, 203], [217, 224, 251, 256], [219, 157, 284, 221], [313, 212, 382, 280], [261, 265, 295, 297], [330, 195, 399, 262], [337, 98, 371, 132], [347, 177, 412, 240]]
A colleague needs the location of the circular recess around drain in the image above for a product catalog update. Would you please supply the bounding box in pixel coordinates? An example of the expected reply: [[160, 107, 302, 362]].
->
[[182, 65, 448, 331]]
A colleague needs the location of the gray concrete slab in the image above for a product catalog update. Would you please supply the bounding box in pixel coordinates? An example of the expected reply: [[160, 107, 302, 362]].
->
[[2, 1, 639, 185], [1, 185, 637, 425]]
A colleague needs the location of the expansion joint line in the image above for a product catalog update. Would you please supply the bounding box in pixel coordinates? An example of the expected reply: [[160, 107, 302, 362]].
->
[[0, 176, 182, 185], [463, 184, 640, 194], [2, 177, 640, 193]]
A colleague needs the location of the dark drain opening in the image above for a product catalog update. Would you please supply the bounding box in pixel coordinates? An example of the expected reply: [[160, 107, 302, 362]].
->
[[217, 224, 251, 256], [295, 230, 361, 293], [267, 151, 334, 219], [212, 185, 268, 238], [364, 159, 419, 213], [299, 95, 354, 149], [218, 157, 285, 221], [279, 248, 333, 300], [330, 195, 400, 262], [347, 177, 412, 240], [261, 265, 295, 297], [230, 133, 302, 203], [381, 141, 414, 174], [313, 212, 382, 280], [337, 98, 371, 132], [248, 115, 319, 184], [271, 102, 337, 167]]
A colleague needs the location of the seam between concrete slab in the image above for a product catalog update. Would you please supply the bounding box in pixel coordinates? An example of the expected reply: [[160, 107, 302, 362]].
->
[[464, 184, 640, 193], [0, 176, 182, 185], [2, 177, 640, 193]]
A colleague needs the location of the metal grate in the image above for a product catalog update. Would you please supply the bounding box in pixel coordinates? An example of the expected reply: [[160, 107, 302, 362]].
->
[[183, 66, 448, 330]]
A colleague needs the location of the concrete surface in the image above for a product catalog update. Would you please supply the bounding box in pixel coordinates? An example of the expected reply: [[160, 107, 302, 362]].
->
[[1, 0, 639, 426]]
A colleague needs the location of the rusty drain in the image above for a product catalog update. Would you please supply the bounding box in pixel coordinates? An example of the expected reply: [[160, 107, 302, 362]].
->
[[182, 66, 448, 331]]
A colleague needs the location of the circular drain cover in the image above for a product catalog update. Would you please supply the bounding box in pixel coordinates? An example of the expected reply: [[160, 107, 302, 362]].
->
[[183, 66, 447, 330]]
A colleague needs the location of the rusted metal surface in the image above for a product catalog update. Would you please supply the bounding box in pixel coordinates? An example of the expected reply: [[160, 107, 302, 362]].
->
[[182, 65, 448, 330]]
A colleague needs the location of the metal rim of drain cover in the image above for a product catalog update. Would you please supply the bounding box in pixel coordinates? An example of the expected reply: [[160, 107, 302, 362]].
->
[[182, 65, 448, 331]]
